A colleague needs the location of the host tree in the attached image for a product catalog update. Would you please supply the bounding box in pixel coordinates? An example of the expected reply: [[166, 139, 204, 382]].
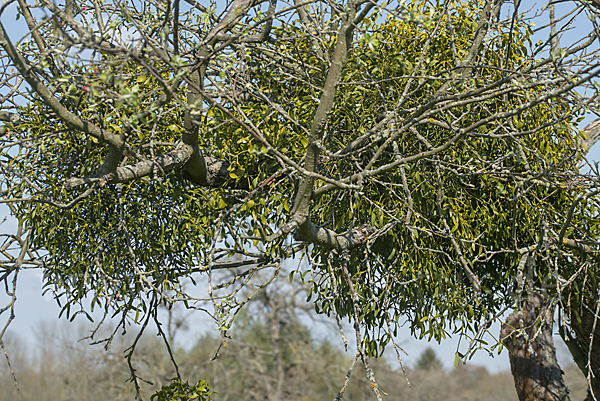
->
[[0, 0, 600, 399]]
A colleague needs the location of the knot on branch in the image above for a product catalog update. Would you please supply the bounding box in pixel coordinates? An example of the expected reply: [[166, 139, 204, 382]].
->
[[344, 224, 376, 249], [205, 157, 231, 186]]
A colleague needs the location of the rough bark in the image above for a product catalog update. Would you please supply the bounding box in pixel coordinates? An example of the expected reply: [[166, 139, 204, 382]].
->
[[501, 292, 571, 401]]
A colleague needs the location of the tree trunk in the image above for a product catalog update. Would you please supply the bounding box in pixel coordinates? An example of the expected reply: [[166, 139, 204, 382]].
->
[[501, 292, 571, 401]]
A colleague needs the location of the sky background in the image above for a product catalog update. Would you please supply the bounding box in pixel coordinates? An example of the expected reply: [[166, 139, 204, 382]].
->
[[0, 0, 597, 378]]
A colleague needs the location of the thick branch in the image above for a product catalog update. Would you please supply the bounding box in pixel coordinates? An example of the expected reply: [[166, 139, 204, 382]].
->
[[0, 112, 21, 126], [185, 155, 237, 187], [294, 222, 375, 250], [582, 118, 600, 151], [17, 0, 48, 52], [291, 2, 358, 218], [64, 145, 194, 188], [63, 145, 238, 189], [560, 237, 600, 264], [181, 58, 206, 184]]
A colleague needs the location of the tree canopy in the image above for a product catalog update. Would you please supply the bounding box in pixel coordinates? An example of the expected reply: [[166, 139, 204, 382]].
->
[[1, 0, 600, 399]]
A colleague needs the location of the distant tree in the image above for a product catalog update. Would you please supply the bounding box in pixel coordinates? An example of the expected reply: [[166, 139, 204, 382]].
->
[[415, 347, 442, 371]]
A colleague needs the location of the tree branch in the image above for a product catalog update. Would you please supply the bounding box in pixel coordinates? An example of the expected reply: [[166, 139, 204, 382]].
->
[[295, 222, 375, 250], [291, 1, 359, 218], [64, 144, 194, 188], [582, 118, 600, 151]]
